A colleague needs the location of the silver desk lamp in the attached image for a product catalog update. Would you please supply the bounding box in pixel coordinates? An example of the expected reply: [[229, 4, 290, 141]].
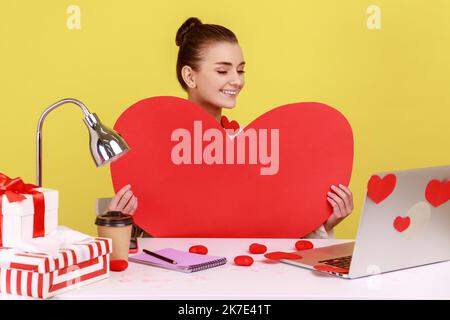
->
[[36, 98, 129, 186]]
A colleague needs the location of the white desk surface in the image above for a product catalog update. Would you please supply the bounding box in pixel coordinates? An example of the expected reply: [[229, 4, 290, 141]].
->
[[1, 238, 449, 300]]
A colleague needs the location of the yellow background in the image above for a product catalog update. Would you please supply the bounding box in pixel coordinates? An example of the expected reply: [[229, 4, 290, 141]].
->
[[1, 0, 449, 239]]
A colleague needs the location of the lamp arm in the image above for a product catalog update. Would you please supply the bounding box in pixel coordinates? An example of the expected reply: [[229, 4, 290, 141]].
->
[[36, 98, 92, 186]]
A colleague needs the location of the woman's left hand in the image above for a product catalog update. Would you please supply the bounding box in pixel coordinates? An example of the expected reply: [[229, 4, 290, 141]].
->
[[324, 184, 354, 231]]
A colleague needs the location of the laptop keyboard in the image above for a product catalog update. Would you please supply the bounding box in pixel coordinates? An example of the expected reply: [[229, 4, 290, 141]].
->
[[318, 255, 352, 269]]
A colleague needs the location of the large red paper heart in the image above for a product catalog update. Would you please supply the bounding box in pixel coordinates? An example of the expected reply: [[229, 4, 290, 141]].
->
[[425, 179, 450, 207], [110, 96, 353, 237], [393, 216, 411, 233], [367, 174, 397, 204]]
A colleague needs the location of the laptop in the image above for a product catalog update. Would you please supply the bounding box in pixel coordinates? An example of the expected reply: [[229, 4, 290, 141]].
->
[[281, 165, 450, 279]]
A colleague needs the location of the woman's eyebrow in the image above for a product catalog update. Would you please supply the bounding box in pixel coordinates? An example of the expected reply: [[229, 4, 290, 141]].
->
[[215, 61, 246, 66]]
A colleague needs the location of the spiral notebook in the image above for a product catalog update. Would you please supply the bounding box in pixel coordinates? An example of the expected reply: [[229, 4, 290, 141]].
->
[[129, 248, 227, 273]]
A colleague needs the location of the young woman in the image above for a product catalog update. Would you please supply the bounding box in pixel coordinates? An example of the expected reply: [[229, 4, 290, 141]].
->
[[108, 17, 354, 238]]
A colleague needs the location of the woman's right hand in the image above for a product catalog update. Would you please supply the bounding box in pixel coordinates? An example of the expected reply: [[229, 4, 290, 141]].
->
[[107, 184, 138, 216]]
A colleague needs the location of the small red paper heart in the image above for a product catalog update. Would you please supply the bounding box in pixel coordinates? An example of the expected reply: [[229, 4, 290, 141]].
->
[[367, 174, 397, 204], [393, 216, 411, 232], [220, 115, 240, 133], [313, 264, 349, 274], [295, 240, 314, 251], [425, 180, 449, 207], [234, 255, 254, 266], [264, 251, 302, 260], [189, 245, 208, 255], [249, 243, 267, 254], [110, 259, 129, 272]]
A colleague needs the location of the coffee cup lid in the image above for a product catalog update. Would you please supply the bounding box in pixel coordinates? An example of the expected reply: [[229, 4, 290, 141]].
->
[[95, 211, 133, 227]]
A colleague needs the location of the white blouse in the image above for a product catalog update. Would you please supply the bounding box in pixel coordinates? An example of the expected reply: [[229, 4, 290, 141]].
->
[[304, 224, 334, 239]]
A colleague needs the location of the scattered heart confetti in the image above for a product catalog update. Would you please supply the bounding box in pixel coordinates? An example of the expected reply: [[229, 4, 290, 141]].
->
[[313, 264, 349, 274], [295, 240, 314, 251], [249, 243, 268, 254], [367, 174, 397, 204], [264, 251, 302, 260], [393, 216, 411, 233], [234, 255, 254, 266], [110, 259, 129, 272], [425, 179, 449, 207], [189, 245, 208, 255]]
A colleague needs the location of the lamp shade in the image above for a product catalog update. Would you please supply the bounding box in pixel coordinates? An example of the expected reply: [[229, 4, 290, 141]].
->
[[84, 113, 130, 167]]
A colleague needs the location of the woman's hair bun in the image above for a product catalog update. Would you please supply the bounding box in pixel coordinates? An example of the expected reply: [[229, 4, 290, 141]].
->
[[176, 17, 202, 47]]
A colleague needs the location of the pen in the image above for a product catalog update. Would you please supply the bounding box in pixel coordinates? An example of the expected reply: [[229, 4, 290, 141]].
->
[[143, 249, 177, 264]]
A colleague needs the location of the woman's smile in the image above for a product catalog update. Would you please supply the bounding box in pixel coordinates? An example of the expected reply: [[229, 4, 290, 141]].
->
[[220, 89, 239, 97]]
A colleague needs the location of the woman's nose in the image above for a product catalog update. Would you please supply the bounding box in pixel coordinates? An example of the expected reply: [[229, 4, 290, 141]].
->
[[229, 72, 244, 87]]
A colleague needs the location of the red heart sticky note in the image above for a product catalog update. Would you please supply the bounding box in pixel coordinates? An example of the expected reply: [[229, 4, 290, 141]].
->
[[425, 180, 449, 207], [393, 216, 411, 233], [313, 264, 349, 274], [189, 245, 208, 255], [234, 255, 254, 266], [249, 243, 267, 254], [367, 174, 397, 204], [111, 96, 353, 237], [295, 240, 314, 251], [264, 252, 302, 260]]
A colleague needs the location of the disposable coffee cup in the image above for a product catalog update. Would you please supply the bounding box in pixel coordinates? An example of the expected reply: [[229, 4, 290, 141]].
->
[[95, 211, 133, 261]]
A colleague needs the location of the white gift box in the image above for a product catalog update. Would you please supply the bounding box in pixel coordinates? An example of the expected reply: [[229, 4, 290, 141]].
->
[[0, 188, 58, 248], [0, 237, 111, 299]]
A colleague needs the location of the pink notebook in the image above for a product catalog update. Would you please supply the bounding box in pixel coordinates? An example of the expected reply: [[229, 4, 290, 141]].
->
[[129, 248, 227, 273]]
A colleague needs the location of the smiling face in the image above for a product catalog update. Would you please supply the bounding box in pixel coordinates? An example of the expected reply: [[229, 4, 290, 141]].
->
[[183, 42, 245, 114]]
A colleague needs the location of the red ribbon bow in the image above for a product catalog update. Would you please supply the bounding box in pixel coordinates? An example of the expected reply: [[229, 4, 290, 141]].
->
[[0, 173, 46, 247], [0, 173, 39, 202]]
